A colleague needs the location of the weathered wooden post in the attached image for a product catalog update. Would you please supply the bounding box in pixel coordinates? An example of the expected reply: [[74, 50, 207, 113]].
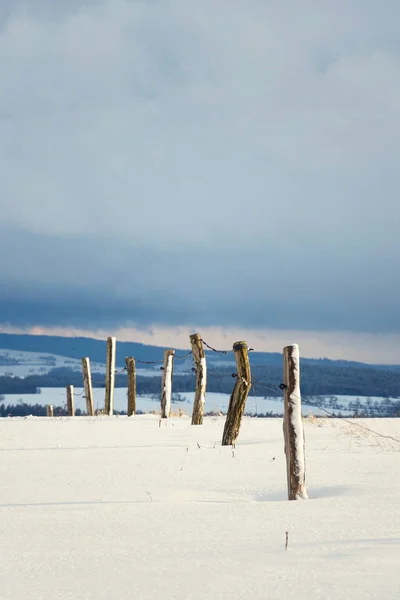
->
[[190, 333, 207, 425], [82, 357, 94, 416], [66, 385, 75, 416], [46, 405, 54, 417], [283, 344, 308, 500], [222, 341, 251, 445], [125, 357, 136, 417], [104, 336, 116, 415], [161, 349, 175, 418]]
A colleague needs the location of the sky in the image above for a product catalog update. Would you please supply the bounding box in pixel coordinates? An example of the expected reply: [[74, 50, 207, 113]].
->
[[1, 0, 400, 363]]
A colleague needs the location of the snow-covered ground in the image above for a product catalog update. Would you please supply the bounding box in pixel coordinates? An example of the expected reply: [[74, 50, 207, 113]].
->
[[1, 415, 399, 599], [0, 388, 355, 416]]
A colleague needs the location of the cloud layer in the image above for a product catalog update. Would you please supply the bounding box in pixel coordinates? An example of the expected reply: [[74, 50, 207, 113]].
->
[[1, 1, 400, 334]]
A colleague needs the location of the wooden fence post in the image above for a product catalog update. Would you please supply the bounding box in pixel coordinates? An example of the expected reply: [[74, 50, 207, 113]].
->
[[161, 349, 175, 418], [46, 405, 54, 417], [283, 344, 308, 500], [222, 341, 251, 446], [104, 336, 116, 415], [66, 385, 75, 416], [190, 333, 207, 425], [125, 357, 136, 417], [82, 357, 94, 416]]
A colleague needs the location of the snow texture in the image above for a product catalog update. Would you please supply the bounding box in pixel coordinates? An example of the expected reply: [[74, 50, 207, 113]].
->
[[199, 356, 207, 408], [163, 352, 174, 417], [106, 336, 116, 415], [1, 416, 399, 600], [288, 344, 308, 499]]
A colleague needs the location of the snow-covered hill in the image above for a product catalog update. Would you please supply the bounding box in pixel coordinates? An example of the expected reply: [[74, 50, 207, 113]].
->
[[0, 348, 168, 379], [0, 349, 107, 377]]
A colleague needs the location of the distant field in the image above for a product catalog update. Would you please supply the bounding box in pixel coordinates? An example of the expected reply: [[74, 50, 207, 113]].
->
[[0, 349, 107, 377], [1, 388, 359, 416]]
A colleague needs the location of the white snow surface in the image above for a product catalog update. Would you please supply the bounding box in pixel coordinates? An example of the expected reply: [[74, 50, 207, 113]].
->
[[1, 416, 400, 599]]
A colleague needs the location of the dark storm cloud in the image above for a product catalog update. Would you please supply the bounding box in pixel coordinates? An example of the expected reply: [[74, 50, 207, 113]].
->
[[1, 1, 400, 333], [0, 225, 399, 333]]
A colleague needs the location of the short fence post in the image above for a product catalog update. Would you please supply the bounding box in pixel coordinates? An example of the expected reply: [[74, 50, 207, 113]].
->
[[190, 333, 207, 425], [283, 344, 308, 500], [46, 405, 54, 417], [222, 341, 251, 446], [161, 349, 175, 418], [104, 336, 116, 415], [82, 357, 94, 416], [126, 357, 136, 417], [66, 385, 75, 416]]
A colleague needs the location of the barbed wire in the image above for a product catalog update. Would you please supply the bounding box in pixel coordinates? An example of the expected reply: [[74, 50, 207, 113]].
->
[[245, 363, 400, 441], [206, 370, 237, 380], [115, 366, 127, 376], [135, 358, 164, 365], [174, 350, 193, 360], [251, 378, 284, 397], [201, 339, 233, 355], [258, 381, 400, 444], [306, 397, 400, 443]]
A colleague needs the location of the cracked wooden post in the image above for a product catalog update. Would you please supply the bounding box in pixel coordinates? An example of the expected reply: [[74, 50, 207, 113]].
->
[[66, 385, 75, 416], [82, 357, 94, 416], [222, 341, 251, 445], [125, 357, 136, 417], [46, 405, 54, 417], [283, 344, 308, 500], [160, 349, 174, 418], [190, 333, 207, 425], [104, 336, 116, 416]]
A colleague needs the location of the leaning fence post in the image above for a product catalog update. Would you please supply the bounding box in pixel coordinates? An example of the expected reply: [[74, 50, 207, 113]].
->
[[190, 333, 207, 425], [82, 357, 94, 416], [66, 385, 75, 416], [104, 336, 116, 415], [283, 344, 308, 500], [222, 341, 251, 445], [125, 357, 136, 417], [161, 349, 175, 418], [46, 405, 54, 417]]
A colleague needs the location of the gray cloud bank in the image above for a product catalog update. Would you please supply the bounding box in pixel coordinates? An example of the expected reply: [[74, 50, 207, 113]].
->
[[1, 1, 400, 333]]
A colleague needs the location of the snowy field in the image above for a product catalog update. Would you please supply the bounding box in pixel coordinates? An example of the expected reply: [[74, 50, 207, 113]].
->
[[1, 387, 356, 416], [1, 415, 400, 599]]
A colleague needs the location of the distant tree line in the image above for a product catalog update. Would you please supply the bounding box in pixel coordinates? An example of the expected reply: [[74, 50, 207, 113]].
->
[[1, 362, 400, 403], [0, 402, 133, 418]]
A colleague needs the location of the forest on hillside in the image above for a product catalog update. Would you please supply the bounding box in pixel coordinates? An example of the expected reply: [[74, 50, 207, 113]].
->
[[1, 361, 400, 398]]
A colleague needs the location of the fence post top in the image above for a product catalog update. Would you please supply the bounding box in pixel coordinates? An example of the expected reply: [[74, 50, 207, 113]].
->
[[190, 333, 202, 341], [283, 343, 299, 353], [233, 341, 248, 351]]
